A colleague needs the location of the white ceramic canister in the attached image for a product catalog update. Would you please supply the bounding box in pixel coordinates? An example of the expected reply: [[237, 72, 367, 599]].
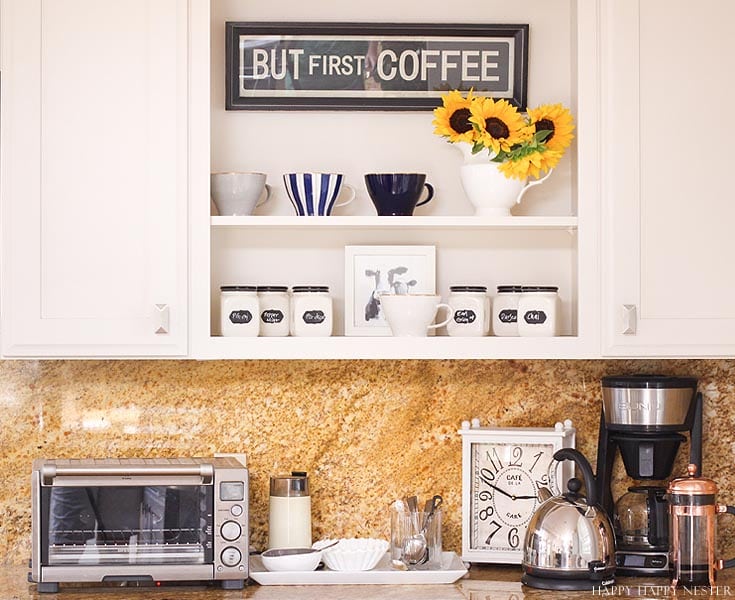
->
[[290, 286, 333, 337], [268, 472, 311, 549], [257, 286, 290, 337], [492, 285, 523, 336], [220, 285, 260, 337], [447, 286, 490, 336], [517, 286, 560, 337]]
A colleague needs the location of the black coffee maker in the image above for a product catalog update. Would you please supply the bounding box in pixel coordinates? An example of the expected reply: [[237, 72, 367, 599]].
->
[[594, 375, 702, 577]]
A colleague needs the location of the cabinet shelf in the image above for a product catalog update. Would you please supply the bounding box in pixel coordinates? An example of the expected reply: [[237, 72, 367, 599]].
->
[[211, 215, 578, 231], [198, 335, 586, 360]]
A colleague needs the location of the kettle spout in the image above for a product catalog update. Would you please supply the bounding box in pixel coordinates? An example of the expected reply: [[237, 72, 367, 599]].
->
[[538, 487, 552, 502]]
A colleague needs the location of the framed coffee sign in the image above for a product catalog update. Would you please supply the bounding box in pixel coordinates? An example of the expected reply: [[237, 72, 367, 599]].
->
[[226, 22, 528, 111]]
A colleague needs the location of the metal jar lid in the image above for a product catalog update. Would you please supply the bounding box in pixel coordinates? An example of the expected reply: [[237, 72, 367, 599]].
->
[[220, 285, 258, 292], [496, 285, 523, 293], [450, 285, 488, 293], [270, 471, 310, 497], [521, 285, 559, 293], [291, 286, 330, 293], [668, 464, 717, 496], [257, 286, 289, 293]]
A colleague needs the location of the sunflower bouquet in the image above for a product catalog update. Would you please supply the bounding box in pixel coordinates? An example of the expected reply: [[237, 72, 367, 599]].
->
[[432, 90, 574, 180]]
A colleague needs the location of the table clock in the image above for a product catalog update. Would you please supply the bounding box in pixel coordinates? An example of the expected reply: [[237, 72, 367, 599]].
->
[[459, 418, 575, 564]]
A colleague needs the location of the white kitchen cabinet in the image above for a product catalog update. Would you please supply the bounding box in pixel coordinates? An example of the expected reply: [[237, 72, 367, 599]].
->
[[601, 0, 735, 356], [188, 0, 602, 359], [0, 0, 190, 356]]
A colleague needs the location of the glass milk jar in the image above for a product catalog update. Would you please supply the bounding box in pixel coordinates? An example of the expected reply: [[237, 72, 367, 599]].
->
[[268, 473, 311, 549], [290, 286, 333, 336], [517, 286, 560, 337], [220, 285, 259, 337], [492, 285, 523, 336], [447, 286, 490, 336], [257, 286, 290, 337]]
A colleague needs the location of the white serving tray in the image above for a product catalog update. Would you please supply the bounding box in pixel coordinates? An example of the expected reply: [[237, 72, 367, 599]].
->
[[249, 551, 468, 585]]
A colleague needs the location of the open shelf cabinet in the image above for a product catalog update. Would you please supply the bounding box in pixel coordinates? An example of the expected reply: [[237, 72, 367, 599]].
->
[[189, 0, 601, 359]]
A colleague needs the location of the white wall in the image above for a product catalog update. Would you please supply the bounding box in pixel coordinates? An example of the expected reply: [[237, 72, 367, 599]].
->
[[210, 0, 575, 217]]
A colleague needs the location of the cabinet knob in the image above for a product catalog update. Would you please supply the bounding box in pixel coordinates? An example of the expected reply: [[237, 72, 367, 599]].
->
[[621, 304, 637, 335], [154, 304, 170, 334]]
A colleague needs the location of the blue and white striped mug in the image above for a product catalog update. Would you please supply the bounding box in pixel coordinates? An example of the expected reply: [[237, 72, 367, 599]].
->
[[283, 172, 356, 216]]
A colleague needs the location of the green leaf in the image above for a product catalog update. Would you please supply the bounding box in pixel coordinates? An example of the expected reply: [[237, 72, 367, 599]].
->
[[535, 129, 552, 143]]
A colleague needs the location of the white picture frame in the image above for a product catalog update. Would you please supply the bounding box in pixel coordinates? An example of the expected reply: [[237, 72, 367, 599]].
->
[[344, 245, 436, 336]]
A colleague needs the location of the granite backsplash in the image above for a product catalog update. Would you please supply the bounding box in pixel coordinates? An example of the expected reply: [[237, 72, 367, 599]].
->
[[2, 359, 734, 565]]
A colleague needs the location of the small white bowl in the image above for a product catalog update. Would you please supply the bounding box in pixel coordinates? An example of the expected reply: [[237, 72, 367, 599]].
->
[[260, 547, 322, 572], [315, 538, 389, 571]]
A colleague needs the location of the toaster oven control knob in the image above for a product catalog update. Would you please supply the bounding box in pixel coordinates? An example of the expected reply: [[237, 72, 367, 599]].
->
[[220, 546, 241, 567], [221, 520, 242, 541]]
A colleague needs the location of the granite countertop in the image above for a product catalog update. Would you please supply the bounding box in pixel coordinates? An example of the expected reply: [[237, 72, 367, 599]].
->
[[6, 564, 732, 600]]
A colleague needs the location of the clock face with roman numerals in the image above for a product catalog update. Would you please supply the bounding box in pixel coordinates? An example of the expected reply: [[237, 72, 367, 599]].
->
[[470, 441, 558, 554]]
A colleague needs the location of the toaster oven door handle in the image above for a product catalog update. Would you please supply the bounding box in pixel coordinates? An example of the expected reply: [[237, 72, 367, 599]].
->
[[41, 464, 214, 485]]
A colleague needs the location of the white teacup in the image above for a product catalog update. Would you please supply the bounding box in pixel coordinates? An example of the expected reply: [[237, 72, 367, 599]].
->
[[380, 294, 453, 337], [211, 172, 272, 216]]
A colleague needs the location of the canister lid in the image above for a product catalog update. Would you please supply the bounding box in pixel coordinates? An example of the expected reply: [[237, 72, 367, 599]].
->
[[601, 374, 697, 389], [450, 286, 487, 293], [257, 286, 289, 293], [521, 286, 559, 293], [220, 285, 257, 292], [292, 286, 330, 293], [667, 464, 717, 495], [270, 471, 310, 497], [496, 285, 523, 293]]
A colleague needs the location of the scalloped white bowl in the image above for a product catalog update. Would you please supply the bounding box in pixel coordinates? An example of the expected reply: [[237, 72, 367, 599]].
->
[[314, 538, 389, 571]]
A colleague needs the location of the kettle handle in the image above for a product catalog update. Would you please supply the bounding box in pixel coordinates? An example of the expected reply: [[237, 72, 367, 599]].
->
[[718, 505, 735, 570], [553, 448, 598, 507]]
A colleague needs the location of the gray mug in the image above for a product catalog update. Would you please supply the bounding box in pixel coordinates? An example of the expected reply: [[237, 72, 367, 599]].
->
[[211, 172, 272, 216]]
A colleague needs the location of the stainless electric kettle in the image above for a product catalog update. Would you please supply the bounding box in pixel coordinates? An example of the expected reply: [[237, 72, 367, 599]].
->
[[521, 448, 616, 591]]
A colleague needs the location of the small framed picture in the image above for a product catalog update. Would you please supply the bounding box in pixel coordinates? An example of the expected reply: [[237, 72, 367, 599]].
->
[[344, 245, 436, 336]]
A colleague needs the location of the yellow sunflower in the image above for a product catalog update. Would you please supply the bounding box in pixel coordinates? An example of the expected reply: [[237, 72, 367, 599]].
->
[[432, 90, 477, 144], [528, 103, 575, 152], [469, 97, 528, 155], [499, 149, 562, 180]]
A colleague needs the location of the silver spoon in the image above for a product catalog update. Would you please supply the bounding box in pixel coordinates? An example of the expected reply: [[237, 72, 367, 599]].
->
[[262, 539, 339, 557], [417, 495, 443, 564], [402, 496, 427, 565]]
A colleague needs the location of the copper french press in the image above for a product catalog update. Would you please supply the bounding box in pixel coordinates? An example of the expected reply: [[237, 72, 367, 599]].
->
[[668, 464, 735, 586]]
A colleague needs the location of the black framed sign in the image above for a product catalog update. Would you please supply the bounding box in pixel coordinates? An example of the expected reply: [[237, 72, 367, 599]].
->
[[225, 22, 528, 111]]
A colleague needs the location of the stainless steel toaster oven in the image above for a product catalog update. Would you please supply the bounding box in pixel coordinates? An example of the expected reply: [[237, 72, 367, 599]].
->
[[30, 457, 249, 593]]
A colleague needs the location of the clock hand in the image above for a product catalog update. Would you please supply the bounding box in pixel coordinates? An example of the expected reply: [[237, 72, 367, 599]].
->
[[485, 482, 514, 499], [486, 483, 537, 501]]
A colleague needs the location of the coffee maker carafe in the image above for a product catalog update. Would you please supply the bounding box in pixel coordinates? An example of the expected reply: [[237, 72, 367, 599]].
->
[[615, 486, 668, 551], [595, 375, 702, 577]]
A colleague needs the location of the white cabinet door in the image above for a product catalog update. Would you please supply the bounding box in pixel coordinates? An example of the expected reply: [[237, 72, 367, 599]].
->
[[1, 0, 188, 356], [601, 0, 735, 356]]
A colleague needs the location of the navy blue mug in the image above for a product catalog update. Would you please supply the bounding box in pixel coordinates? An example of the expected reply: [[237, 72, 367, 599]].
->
[[365, 173, 435, 216]]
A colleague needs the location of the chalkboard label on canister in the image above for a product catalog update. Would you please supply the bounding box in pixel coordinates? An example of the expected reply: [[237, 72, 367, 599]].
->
[[524, 310, 547, 325], [261, 309, 284, 324], [229, 310, 253, 324], [499, 309, 518, 323], [302, 310, 326, 324], [454, 309, 477, 324]]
